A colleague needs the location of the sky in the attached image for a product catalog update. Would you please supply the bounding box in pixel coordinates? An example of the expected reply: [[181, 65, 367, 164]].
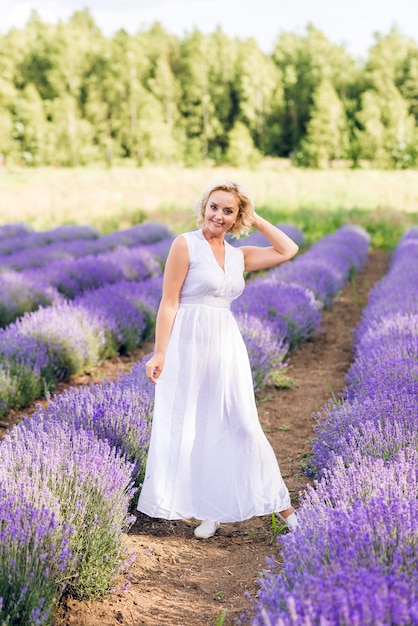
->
[[1, 0, 418, 59]]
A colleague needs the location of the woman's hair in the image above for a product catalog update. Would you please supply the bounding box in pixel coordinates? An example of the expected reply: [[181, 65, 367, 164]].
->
[[194, 179, 255, 238]]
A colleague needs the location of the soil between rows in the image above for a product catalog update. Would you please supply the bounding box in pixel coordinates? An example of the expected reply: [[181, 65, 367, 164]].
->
[[2, 249, 390, 626]]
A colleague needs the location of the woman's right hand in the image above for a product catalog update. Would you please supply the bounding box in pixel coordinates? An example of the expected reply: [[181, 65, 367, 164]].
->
[[145, 354, 165, 384]]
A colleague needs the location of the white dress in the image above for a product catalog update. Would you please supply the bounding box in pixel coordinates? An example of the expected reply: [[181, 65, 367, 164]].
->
[[137, 229, 291, 522]]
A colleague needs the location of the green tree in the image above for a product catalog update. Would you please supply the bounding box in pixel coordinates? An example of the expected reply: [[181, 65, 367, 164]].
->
[[177, 29, 227, 164], [272, 24, 358, 157], [225, 121, 262, 167], [235, 39, 284, 155], [356, 87, 417, 168], [396, 42, 418, 120], [12, 84, 49, 165], [356, 29, 418, 168], [295, 80, 349, 167]]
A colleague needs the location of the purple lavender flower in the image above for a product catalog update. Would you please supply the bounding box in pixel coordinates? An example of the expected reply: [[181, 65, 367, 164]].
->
[[228, 224, 305, 248], [251, 496, 418, 626], [235, 313, 289, 392], [0, 224, 98, 258], [233, 279, 321, 351], [75, 283, 147, 353], [36, 358, 154, 482], [0, 415, 136, 599], [0, 301, 108, 414], [307, 389, 418, 477], [0, 222, 173, 271], [0, 222, 33, 240], [248, 227, 416, 626], [275, 224, 306, 248], [302, 448, 418, 513], [0, 270, 61, 327], [101, 222, 174, 247], [0, 489, 73, 625], [271, 258, 345, 306]]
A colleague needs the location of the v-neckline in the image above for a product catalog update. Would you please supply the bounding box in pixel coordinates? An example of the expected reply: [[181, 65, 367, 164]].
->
[[201, 230, 226, 273]]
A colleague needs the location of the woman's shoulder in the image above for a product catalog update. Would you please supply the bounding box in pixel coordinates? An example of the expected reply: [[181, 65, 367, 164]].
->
[[180, 229, 201, 241], [177, 230, 203, 250]]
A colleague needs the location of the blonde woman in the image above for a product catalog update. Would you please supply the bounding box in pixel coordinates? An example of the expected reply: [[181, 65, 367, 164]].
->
[[137, 180, 299, 538]]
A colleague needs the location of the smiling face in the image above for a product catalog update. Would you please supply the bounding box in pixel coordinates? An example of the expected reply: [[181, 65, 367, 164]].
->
[[203, 190, 240, 237]]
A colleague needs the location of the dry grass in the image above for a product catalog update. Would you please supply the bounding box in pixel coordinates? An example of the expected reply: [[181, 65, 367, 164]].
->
[[1, 160, 418, 234]]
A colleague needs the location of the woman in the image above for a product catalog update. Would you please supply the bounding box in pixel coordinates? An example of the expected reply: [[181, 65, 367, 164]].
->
[[137, 180, 299, 538]]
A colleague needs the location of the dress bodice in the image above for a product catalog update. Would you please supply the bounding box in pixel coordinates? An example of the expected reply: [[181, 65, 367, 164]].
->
[[179, 230, 245, 308]]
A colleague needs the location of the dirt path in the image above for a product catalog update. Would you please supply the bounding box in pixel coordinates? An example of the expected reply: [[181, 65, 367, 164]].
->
[[2, 250, 391, 626]]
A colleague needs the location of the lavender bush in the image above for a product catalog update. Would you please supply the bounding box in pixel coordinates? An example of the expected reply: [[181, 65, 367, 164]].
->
[[302, 448, 418, 513], [307, 388, 418, 477], [33, 246, 161, 299], [235, 314, 289, 393], [270, 224, 370, 306], [346, 314, 418, 401], [0, 270, 61, 327], [0, 222, 173, 270], [75, 279, 163, 353], [0, 302, 108, 415], [228, 224, 305, 248], [0, 415, 137, 599], [252, 496, 418, 626], [0, 224, 99, 257], [233, 280, 321, 351], [0, 334, 54, 414], [0, 489, 73, 626], [36, 355, 154, 484], [0, 274, 162, 416], [76, 285, 147, 354], [0, 222, 33, 240], [234, 224, 368, 351]]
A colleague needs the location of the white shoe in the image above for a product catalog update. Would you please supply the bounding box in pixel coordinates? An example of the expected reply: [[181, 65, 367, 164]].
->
[[277, 511, 299, 531], [194, 520, 220, 539]]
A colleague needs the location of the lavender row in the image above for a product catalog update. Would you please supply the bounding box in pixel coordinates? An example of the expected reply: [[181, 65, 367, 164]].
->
[[249, 227, 418, 626], [228, 223, 306, 249], [0, 223, 174, 327], [0, 359, 153, 620], [0, 222, 34, 240], [0, 221, 173, 262], [0, 223, 98, 254], [233, 224, 370, 390]]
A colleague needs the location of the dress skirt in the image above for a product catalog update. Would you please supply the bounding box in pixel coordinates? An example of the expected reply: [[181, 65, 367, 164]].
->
[[137, 300, 291, 522]]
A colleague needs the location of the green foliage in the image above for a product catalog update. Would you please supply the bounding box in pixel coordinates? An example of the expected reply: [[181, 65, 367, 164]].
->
[[62, 486, 132, 599], [257, 204, 418, 249], [225, 121, 262, 167], [0, 14, 417, 169], [295, 80, 349, 167], [0, 363, 40, 417], [216, 608, 228, 626], [271, 512, 286, 538]]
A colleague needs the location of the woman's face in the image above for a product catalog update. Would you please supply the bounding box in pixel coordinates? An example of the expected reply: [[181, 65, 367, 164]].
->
[[203, 190, 239, 236]]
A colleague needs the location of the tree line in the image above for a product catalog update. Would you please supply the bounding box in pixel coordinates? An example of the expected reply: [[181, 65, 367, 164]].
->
[[1, 10, 417, 169]]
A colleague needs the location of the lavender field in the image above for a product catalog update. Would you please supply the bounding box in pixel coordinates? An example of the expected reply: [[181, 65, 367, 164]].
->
[[0, 213, 416, 626]]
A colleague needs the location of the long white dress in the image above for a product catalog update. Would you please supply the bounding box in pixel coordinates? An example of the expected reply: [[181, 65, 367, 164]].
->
[[137, 229, 291, 522]]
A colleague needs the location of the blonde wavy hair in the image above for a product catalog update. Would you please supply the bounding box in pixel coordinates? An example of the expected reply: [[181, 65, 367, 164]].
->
[[194, 179, 255, 238]]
